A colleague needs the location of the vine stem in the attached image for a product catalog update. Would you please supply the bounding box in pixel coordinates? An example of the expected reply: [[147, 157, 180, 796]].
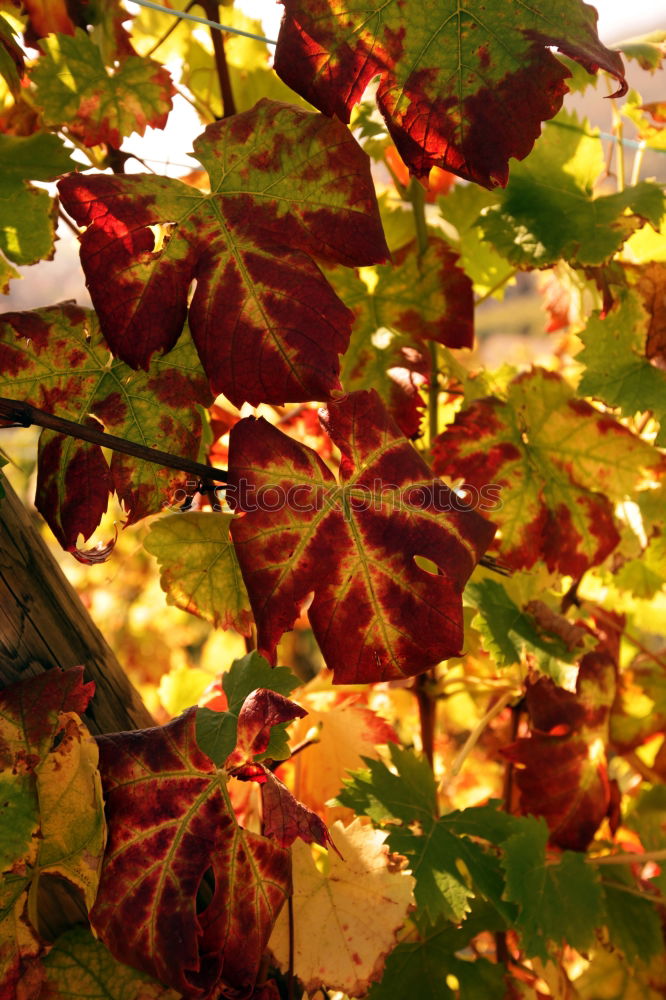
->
[[201, 0, 237, 118], [406, 177, 440, 772], [0, 397, 228, 483], [439, 690, 516, 793]]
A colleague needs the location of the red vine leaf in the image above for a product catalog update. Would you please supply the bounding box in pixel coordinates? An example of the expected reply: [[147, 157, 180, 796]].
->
[[433, 368, 663, 576], [91, 708, 291, 999], [0, 666, 95, 756], [501, 650, 617, 851], [228, 388, 495, 683], [226, 688, 306, 769], [58, 99, 388, 407], [0, 304, 211, 550], [274, 0, 626, 188]]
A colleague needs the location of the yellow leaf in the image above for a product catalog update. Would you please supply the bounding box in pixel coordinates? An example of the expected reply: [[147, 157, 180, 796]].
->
[[269, 819, 414, 995], [35, 713, 106, 911], [286, 696, 398, 824]]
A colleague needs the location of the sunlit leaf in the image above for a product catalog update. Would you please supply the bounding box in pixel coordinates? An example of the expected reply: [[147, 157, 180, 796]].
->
[[479, 112, 664, 267], [269, 819, 415, 995], [228, 389, 495, 682], [501, 650, 616, 850], [91, 708, 291, 998], [32, 29, 174, 147], [58, 99, 388, 407], [578, 288, 666, 446], [144, 512, 253, 634], [0, 133, 75, 268], [274, 0, 625, 187], [433, 368, 662, 575], [0, 304, 211, 549]]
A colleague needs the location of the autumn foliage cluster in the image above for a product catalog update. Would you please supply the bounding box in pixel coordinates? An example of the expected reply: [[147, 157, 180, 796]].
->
[[1, 1, 666, 998]]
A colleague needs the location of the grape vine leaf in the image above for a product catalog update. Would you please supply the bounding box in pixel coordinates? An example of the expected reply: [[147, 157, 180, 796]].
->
[[91, 708, 292, 998], [337, 747, 518, 924], [58, 99, 389, 407], [433, 368, 662, 576], [600, 868, 664, 965], [32, 29, 174, 148], [92, 674, 335, 997], [228, 388, 496, 683], [437, 184, 514, 298], [284, 695, 398, 823], [196, 652, 301, 766], [333, 266, 427, 437], [467, 579, 588, 673], [0, 668, 101, 997], [478, 112, 664, 267], [578, 289, 666, 446], [0, 133, 75, 269], [0, 304, 211, 550], [610, 655, 666, 752], [269, 818, 415, 995], [39, 926, 178, 999], [501, 650, 617, 850], [501, 816, 604, 961], [20, 0, 76, 37], [332, 236, 474, 351], [274, 0, 626, 188], [144, 512, 253, 634], [366, 906, 508, 1000]]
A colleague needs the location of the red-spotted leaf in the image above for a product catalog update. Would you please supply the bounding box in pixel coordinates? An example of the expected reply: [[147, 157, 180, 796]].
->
[[228, 388, 495, 683], [0, 668, 98, 997], [0, 667, 95, 758], [332, 237, 474, 351], [501, 650, 617, 850], [433, 368, 663, 576], [226, 688, 306, 769], [274, 0, 626, 188], [58, 99, 388, 407], [0, 304, 211, 550], [32, 30, 174, 148], [91, 709, 291, 999], [329, 238, 472, 435]]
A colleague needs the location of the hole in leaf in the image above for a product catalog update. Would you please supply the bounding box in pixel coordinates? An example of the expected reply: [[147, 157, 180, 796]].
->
[[196, 866, 216, 915]]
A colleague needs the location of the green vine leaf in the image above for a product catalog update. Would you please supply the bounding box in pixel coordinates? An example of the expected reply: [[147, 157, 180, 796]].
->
[[578, 288, 666, 446], [502, 816, 604, 961], [144, 512, 253, 635], [478, 112, 665, 268], [0, 133, 76, 269]]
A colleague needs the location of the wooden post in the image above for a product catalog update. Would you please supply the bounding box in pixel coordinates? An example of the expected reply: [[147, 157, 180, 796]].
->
[[0, 472, 154, 734]]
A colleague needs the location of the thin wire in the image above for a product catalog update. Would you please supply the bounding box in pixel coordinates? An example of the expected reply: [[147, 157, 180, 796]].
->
[[551, 117, 666, 154], [129, 0, 278, 45]]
